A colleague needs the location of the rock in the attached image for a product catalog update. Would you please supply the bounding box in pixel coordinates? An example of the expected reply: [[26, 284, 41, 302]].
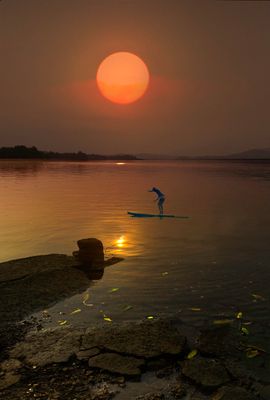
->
[[254, 383, 270, 400], [168, 383, 186, 398], [82, 319, 186, 358], [136, 393, 165, 400], [212, 386, 256, 400], [0, 358, 22, 372], [182, 357, 231, 389], [76, 347, 100, 360], [88, 353, 145, 376], [0, 372, 21, 390], [10, 326, 83, 367], [90, 383, 117, 400], [75, 238, 104, 267], [198, 326, 242, 358]]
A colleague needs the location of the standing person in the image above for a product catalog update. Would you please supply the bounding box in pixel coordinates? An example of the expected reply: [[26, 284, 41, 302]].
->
[[149, 187, 165, 215]]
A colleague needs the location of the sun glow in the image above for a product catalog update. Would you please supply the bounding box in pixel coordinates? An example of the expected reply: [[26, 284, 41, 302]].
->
[[96, 52, 150, 104], [115, 235, 125, 248]]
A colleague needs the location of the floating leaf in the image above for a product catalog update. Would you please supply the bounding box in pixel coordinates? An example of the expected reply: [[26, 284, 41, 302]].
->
[[109, 288, 120, 293], [189, 307, 201, 312], [146, 316, 154, 320], [162, 272, 169, 276], [58, 320, 68, 326], [187, 349, 198, 359], [243, 321, 252, 326], [82, 293, 93, 307], [103, 315, 112, 322], [70, 308, 81, 315], [241, 327, 249, 335], [236, 312, 243, 319], [252, 294, 266, 301], [213, 319, 233, 325], [123, 305, 133, 312], [246, 349, 260, 358]]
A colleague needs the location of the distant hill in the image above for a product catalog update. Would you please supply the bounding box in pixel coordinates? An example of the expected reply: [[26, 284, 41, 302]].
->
[[136, 153, 176, 160], [0, 146, 138, 161], [177, 148, 270, 160]]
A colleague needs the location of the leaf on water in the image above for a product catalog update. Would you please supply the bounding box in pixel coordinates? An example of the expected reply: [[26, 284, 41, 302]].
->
[[162, 272, 169, 276], [236, 312, 243, 319], [109, 288, 120, 293], [243, 321, 252, 326], [189, 307, 201, 312], [146, 316, 154, 320], [103, 314, 112, 322], [123, 305, 133, 312], [70, 308, 81, 315], [58, 320, 68, 326], [82, 292, 93, 307], [252, 294, 266, 301], [241, 327, 249, 336], [246, 349, 260, 358], [213, 319, 234, 325], [187, 349, 198, 359]]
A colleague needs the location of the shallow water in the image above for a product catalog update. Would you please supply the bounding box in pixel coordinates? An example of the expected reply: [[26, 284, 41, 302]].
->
[[1, 160, 270, 336]]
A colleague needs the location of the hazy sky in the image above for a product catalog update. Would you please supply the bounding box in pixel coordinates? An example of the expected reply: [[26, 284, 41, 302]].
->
[[1, 0, 270, 155]]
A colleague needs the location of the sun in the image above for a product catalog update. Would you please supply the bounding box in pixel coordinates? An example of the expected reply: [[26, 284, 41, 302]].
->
[[96, 52, 150, 104]]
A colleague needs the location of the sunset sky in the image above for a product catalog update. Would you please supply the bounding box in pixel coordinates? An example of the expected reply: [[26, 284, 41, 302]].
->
[[1, 0, 270, 155]]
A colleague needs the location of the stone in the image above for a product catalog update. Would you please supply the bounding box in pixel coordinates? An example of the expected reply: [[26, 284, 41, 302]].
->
[[76, 347, 100, 360], [0, 372, 21, 390], [212, 386, 256, 400], [136, 394, 165, 400], [10, 326, 83, 367], [168, 383, 186, 399], [75, 238, 104, 266], [88, 353, 145, 376], [82, 319, 186, 359], [182, 357, 230, 388], [254, 384, 270, 400], [0, 358, 22, 372]]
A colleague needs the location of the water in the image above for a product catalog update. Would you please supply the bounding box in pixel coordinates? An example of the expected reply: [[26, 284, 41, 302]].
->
[[1, 160, 270, 338]]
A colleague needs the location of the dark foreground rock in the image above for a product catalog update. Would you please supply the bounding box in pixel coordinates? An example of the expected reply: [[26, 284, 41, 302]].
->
[[182, 357, 230, 389], [1, 318, 268, 399]]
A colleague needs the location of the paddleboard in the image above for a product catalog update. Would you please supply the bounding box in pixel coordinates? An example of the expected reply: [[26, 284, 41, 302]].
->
[[128, 211, 189, 219]]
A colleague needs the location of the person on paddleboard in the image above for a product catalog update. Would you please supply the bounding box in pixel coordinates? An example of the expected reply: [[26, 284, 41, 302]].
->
[[149, 187, 165, 215]]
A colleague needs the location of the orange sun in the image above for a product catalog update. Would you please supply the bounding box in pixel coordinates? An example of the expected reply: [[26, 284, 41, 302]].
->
[[96, 52, 150, 104]]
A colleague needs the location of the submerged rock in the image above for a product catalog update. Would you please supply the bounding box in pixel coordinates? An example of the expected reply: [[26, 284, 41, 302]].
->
[[198, 326, 242, 358], [88, 353, 145, 376], [182, 357, 230, 389]]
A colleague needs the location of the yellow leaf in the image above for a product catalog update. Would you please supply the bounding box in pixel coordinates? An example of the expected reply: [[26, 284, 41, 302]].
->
[[109, 288, 119, 293], [189, 307, 201, 312], [58, 320, 68, 326], [162, 272, 169, 276], [123, 305, 133, 311], [213, 319, 233, 325], [147, 316, 154, 320], [70, 308, 81, 315], [236, 312, 243, 319], [82, 292, 93, 307], [187, 349, 198, 359], [103, 317, 112, 322], [246, 349, 260, 358], [241, 327, 249, 335], [252, 294, 266, 301]]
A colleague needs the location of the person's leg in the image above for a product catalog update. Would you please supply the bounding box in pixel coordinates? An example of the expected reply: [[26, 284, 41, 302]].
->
[[158, 198, 164, 214]]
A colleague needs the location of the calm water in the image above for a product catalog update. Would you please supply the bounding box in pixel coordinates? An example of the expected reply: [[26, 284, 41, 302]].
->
[[1, 160, 270, 338]]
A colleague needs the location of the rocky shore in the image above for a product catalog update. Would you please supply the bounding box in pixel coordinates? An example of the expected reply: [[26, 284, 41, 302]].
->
[[0, 248, 270, 399], [1, 317, 270, 399]]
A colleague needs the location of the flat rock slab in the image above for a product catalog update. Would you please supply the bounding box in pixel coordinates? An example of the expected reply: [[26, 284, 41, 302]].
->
[[182, 357, 230, 389], [198, 326, 243, 358], [88, 352, 145, 376], [10, 327, 83, 367], [212, 386, 256, 400], [82, 319, 186, 358]]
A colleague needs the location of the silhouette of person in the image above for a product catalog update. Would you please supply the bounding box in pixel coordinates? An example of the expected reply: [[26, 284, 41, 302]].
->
[[149, 187, 165, 214]]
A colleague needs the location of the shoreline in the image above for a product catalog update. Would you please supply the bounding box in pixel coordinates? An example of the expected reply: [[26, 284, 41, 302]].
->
[[0, 255, 270, 399]]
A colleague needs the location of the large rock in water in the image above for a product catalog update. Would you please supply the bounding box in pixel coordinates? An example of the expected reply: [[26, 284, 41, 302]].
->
[[88, 353, 145, 376], [74, 238, 104, 267]]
